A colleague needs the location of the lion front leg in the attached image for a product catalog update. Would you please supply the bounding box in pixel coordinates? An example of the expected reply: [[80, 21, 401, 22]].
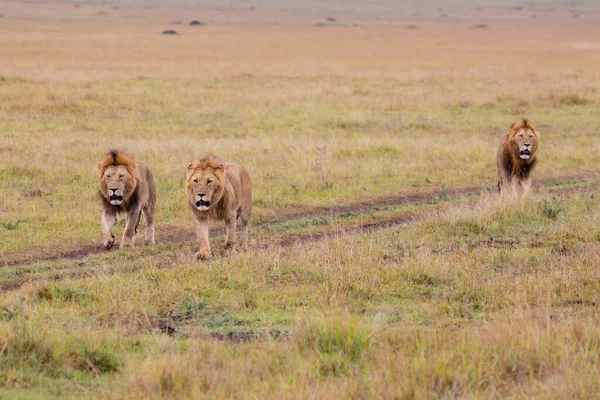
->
[[520, 176, 532, 195], [510, 176, 522, 198], [497, 169, 513, 200], [121, 206, 142, 249], [499, 175, 519, 201], [101, 209, 117, 250], [194, 216, 211, 260]]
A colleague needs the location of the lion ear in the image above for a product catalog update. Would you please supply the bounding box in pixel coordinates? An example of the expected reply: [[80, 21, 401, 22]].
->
[[187, 163, 194, 169], [217, 164, 225, 171]]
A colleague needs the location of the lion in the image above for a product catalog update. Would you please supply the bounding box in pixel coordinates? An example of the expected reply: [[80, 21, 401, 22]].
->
[[186, 155, 252, 260], [97, 150, 157, 249], [497, 118, 540, 197]]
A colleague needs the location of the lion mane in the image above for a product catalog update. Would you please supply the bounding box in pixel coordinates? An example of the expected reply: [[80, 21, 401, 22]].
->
[[497, 118, 540, 196]]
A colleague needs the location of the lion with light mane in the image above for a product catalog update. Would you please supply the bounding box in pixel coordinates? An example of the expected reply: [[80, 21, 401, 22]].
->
[[497, 118, 540, 197], [186, 155, 252, 260], [97, 150, 156, 249]]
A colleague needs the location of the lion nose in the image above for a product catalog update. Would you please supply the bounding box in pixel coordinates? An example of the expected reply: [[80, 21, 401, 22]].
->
[[198, 193, 206, 198], [524, 143, 531, 148], [109, 188, 119, 194]]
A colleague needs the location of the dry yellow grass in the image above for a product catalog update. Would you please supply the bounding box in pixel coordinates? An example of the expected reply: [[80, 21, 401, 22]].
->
[[1, 1, 600, 398]]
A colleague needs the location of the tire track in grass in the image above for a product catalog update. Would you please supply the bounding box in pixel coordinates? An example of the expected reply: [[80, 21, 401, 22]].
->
[[2, 175, 597, 269], [1, 176, 597, 293], [0, 213, 424, 293], [1, 185, 485, 267]]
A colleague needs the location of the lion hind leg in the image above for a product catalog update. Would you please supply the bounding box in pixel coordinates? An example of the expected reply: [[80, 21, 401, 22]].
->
[[143, 204, 155, 245], [240, 216, 250, 251], [236, 204, 251, 251], [224, 216, 237, 253]]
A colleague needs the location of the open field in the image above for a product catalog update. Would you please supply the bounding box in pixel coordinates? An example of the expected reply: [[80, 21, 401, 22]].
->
[[1, 0, 600, 398]]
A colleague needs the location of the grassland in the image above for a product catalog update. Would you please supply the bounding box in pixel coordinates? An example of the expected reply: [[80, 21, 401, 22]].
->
[[1, 1, 600, 398]]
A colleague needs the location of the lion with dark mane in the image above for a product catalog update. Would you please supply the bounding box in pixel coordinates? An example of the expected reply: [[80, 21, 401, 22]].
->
[[497, 118, 540, 197], [97, 150, 156, 249], [186, 155, 252, 260]]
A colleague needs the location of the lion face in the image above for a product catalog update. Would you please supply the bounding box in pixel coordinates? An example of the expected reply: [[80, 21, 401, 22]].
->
[[511, 127, 538, 160], [101, 165, 133, 205], [187, 166, 225, 212]]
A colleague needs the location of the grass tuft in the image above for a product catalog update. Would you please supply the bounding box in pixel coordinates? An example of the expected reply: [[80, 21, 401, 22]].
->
[[296, 312, 373, 376]]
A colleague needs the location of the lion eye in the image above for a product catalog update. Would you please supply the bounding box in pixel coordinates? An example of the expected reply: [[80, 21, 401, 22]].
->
[[193, 179, 198, 184], [207, 180, 212, 185], [119, 175, 124, 179]]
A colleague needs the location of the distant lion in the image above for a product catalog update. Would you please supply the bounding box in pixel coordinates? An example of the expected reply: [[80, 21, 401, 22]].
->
[[186, 155, 252, 260], [497, 118, 540, 197], [97, 150, 156, 249]]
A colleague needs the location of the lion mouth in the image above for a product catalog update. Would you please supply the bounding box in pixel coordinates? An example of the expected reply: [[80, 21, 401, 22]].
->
[[196, 200, 211, 211], [520, 149, 531, 159], [109, 195, 123, 205]]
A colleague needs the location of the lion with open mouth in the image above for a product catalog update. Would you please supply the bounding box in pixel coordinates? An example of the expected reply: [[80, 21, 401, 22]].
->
[[497, 118, 540, 197], [97, 150, 156, 249], [186, 155, 252, 260]]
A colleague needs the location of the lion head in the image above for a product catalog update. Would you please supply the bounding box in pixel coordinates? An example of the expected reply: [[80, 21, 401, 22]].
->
[[186, 155, 226, 212], [508, 118, 540, 162], [98, 150, 138, 207]]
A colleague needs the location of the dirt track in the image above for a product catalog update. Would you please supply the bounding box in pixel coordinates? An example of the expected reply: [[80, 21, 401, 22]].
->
[[1, 175, 597, 293], [0, 184, 486, 268]]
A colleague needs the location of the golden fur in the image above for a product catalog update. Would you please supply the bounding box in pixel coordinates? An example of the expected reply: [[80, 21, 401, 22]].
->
[[186, 155, 252, 260], [497, 119, 540, 197], [97, 150, 156, 249]]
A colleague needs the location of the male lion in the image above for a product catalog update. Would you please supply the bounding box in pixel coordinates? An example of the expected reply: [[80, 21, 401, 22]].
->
[[497, 118, 540, 197], [186, 155, 252, 260], [97, 150, 156, 249]]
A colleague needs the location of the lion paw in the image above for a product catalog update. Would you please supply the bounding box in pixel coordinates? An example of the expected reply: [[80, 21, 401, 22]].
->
[[224, 242, 236, 251], [103, 235, 115, 250], [195, 251, 211, 261]]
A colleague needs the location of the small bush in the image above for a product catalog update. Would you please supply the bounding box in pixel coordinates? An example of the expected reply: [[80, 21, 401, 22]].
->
[[2, 219, 21, 230], [542, 200, 563, 219], [37, 286, 89, 303], [62, 340, 120, 374]]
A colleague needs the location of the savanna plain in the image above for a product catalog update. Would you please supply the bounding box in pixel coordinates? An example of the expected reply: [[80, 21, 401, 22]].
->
[[1, 0, 600, 398]]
